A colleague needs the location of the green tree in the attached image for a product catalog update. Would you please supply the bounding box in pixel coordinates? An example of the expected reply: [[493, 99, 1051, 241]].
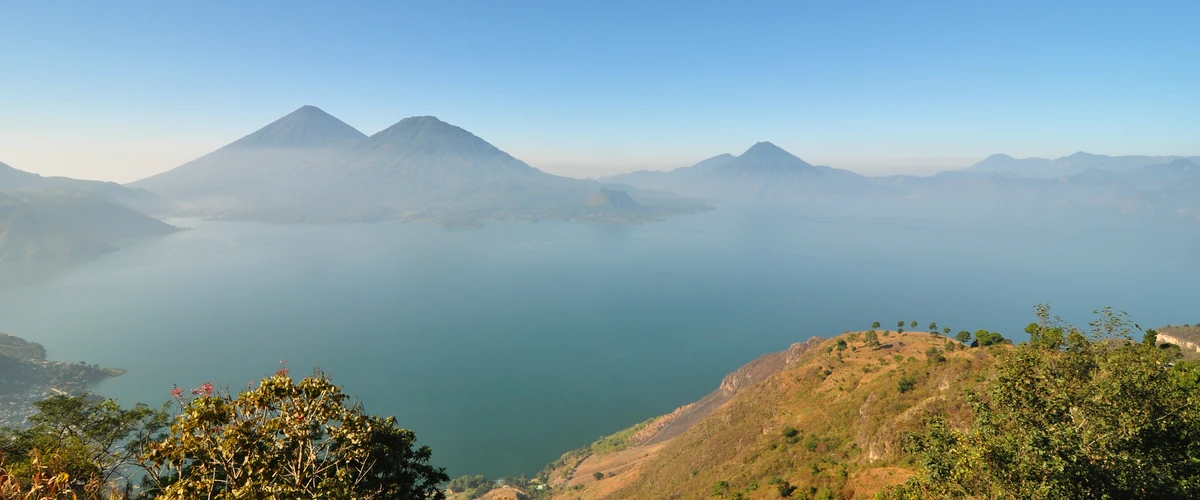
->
[[864, 330, 880, 348], [972, 329, 1006, 347], [955, 331, 971, 344], [897, 321, 905, 329], [942, 326, 951, 335], [881, 305, 1200, 499], [928, 322, 938, 333], [140, 367, 447, 499], [910, 320, 918, 329], [0, 394, 167, 494], [871, 321, 881, 330]]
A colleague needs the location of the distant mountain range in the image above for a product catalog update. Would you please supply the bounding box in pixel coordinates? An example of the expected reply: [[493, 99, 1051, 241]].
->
[[601, 145, 1200, 220], [4, 106, 1199, 261], [1, 161, 167, 215], [965, 152, 1200, 179], [132, 106, 710, 224]]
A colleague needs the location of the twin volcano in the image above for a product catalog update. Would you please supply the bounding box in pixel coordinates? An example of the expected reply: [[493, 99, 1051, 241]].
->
[[130, 106, 708, 224]]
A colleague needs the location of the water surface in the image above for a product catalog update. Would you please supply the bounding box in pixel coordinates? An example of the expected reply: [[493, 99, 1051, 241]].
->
[[0, 207, 1196, 477]]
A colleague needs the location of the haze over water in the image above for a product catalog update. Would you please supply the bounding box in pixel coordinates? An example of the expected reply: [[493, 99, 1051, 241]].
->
[[1, 207, 1196, 477]]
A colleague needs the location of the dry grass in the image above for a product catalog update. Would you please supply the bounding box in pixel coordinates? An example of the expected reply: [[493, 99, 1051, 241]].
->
[[547, 331, 1002, 500]]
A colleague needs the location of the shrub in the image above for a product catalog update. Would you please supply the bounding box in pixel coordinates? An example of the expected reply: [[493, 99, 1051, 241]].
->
[[897, 376, 916, 393], [782, 426, 800, 439], [594, 472, 605, 481], [712, 479, 729, 495]]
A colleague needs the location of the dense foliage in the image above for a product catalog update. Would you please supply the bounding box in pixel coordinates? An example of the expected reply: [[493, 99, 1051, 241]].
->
[[0, 394, 165, 498], [0, 368, 446, 499], [881, 306, 1200, 499]]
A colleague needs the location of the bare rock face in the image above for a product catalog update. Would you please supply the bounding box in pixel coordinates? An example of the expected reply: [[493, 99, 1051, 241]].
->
[[1157, 328, 1200, 354]]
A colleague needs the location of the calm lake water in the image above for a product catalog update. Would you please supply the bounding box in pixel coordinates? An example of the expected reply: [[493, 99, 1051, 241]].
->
[[1, 206, 1197, 477]]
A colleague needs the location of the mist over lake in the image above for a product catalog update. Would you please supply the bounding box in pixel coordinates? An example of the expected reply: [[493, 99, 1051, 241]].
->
[[1, 207, 1197, 478]]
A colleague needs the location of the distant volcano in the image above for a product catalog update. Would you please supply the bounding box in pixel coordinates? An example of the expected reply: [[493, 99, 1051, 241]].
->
[[601, 141, 866, 198]]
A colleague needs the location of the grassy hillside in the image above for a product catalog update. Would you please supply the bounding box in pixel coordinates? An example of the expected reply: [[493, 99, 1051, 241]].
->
[[531, 331, 999, 500]]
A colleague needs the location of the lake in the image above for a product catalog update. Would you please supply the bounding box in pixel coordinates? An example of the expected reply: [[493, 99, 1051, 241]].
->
[[1, 206, 1197, 478]]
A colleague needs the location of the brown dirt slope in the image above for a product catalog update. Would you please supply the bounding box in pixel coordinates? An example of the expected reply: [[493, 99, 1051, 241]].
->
[[547, 331, 1000, 500], [646, 337, 824, 446]]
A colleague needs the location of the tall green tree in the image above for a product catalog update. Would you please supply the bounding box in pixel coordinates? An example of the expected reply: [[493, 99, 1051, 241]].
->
[[864, 330, 880, 348]]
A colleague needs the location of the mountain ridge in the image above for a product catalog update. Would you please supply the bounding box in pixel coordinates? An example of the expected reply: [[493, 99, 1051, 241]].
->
[[964, 152, 1200, 178], [0, 189, 178, 263]]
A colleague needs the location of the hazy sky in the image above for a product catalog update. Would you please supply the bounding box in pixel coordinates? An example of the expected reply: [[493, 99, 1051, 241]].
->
[[1, 1, 1197, 182]]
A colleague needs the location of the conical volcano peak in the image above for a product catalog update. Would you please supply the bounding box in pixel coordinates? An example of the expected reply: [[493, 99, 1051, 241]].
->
[[743, 141, 787, 155], [367, 116, 508, 156], [733, 141, 814, 170], [356, 115, 539, 177], [230, 105, 366, 149], [371, 115, 468, 139]]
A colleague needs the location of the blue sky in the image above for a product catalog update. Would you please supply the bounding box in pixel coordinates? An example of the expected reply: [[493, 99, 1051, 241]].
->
[[1, 1, 1197, 181]]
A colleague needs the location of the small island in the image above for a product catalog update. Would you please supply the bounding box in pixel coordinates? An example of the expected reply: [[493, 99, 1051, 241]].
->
[[0, 332, 125, 426]]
